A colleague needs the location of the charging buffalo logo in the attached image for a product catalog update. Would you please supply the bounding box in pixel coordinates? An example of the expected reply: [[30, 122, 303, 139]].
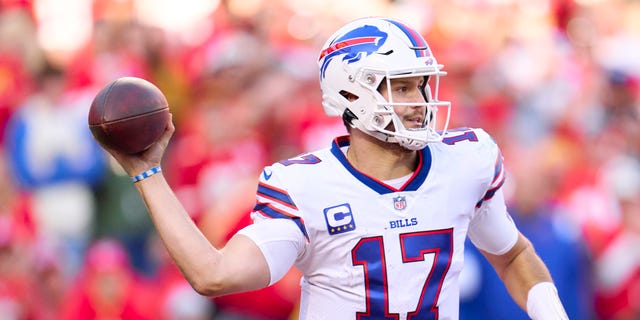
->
[[319, 25, 388, 79]]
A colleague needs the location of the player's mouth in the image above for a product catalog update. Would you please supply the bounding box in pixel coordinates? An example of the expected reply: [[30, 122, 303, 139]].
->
[[404, 115, 424, 128]]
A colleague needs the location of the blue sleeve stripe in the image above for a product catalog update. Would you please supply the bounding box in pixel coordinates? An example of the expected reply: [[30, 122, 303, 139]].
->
[[257, 182, 297, 209], [485, 178, 505, 200], [253, 202, 296, 218], [476, 177, 506, 208], [253, 202, 309, 240]]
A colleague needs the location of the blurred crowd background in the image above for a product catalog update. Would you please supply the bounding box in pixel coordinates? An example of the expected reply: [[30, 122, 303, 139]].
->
[[0, 0, 639, 319]]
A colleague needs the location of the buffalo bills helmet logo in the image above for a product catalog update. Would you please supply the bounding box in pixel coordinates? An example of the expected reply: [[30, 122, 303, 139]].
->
[[319, 25, 388, 79]]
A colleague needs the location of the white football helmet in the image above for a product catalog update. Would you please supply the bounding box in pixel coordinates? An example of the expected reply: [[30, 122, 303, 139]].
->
[[318, 17, 451, 150]]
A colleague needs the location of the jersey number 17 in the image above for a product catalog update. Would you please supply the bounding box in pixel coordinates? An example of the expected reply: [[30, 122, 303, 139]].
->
[[352, 228, 453, 320]]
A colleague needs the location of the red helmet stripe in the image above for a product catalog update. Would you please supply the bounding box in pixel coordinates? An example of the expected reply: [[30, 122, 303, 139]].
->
[[319, 36, 381, 61]]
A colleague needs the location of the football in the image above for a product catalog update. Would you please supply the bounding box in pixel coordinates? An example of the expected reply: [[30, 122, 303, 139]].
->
[[88, 77, 170, 154]]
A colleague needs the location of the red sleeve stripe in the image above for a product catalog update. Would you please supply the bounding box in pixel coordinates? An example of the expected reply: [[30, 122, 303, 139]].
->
[[253, 201, 297, 219]]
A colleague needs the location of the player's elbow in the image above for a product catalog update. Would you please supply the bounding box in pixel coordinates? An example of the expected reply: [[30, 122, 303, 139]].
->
[[191, 283, 223, 297], [182, 235, 272, 297], [187, 273, 228, 297], [187, 264, 253, 297], [188, 264, 270, 297]]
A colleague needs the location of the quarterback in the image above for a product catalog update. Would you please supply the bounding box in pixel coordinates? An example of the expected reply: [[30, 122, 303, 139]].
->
[[97, 17, 569, 320]]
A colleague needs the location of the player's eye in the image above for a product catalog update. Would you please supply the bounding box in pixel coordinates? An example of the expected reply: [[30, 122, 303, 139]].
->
[[394, 85, 409, 93]]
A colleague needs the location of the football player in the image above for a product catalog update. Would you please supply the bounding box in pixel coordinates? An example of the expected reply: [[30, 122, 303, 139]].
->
[[100, 17, 568, 320]]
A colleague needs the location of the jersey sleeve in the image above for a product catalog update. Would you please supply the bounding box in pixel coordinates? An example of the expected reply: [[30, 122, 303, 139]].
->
[[239, 164, 309, 285], [473, 129, 506, 208], [467, 188, 518, 255], [467, 129, 518, 255], [237, 218, 306, 286], [251, 164, 309, 240]]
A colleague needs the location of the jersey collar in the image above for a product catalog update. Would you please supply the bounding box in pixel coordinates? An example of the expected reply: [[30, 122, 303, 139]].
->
[[330, 135, 432, 194]]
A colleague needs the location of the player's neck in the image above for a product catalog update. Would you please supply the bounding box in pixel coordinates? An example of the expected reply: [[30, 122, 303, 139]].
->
[[346, 130, 418, 181]]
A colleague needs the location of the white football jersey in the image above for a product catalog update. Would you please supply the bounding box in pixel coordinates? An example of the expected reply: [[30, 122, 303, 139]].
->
[[244, 128, 517, 320]]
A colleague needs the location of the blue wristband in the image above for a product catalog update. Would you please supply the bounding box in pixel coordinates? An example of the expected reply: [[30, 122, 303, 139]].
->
[[131, 166, 162, 183]]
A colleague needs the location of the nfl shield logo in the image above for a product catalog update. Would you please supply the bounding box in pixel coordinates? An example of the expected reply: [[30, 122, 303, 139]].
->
[[393, 196, 407, 210]]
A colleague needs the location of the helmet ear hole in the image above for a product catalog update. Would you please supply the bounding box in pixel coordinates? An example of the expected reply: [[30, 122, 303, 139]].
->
[[339, 90, 359, 102]]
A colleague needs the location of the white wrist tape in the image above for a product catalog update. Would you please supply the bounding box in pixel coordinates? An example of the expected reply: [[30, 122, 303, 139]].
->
[[526, 282, 569, 320]]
